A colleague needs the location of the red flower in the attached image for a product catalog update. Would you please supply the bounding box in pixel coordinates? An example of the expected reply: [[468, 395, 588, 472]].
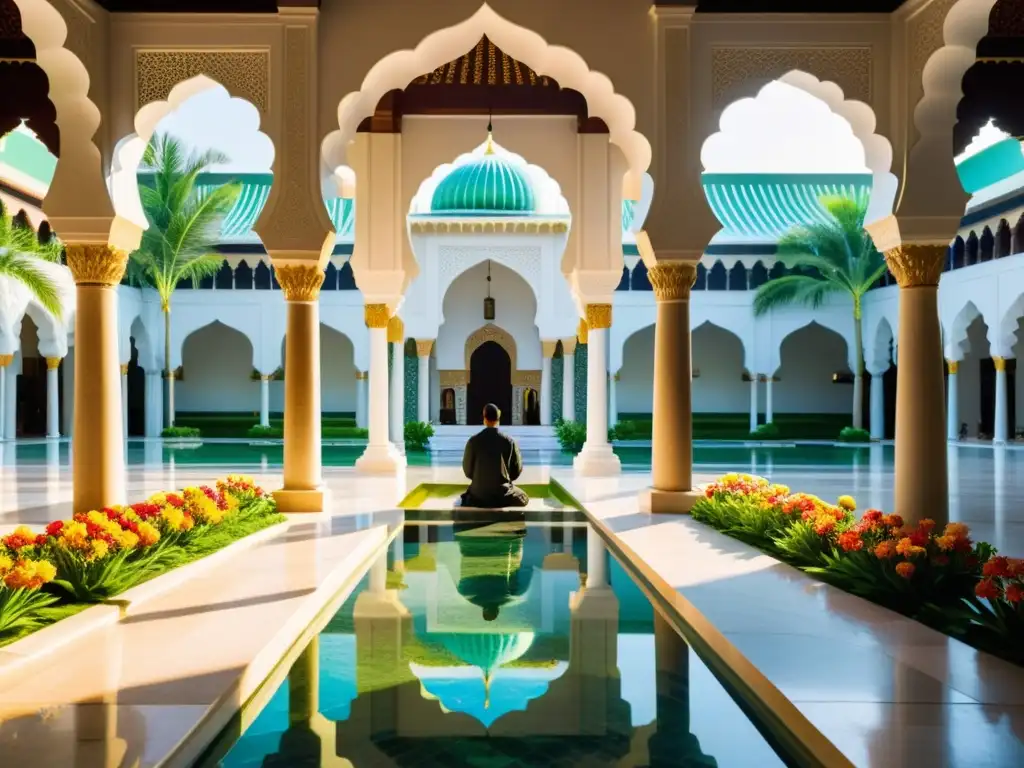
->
[[907, 528, 929, 547], [983, 556, 1011, 579], [2, 532, 33, 550], [862, 510, 883, 523], [45, 520, 64, 537], [165, 494, 184, 508], [33, 534, 47, 547], [103, 508, 120, 521], [975, 579, 1001, 600], [1004, 583, 1024, 604], [131, 503, 160, 520]]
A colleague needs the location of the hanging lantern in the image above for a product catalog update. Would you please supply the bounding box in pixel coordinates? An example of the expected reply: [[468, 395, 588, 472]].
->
[[484, 260, 495, 320]]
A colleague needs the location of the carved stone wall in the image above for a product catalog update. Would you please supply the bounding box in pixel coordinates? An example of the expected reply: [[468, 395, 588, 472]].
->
[[907, 0, 959, 127], [455, 384, 467, 425], [135, 49, 270, 112], [464, 324, 518, 370], [437, 245, 543, 304], [512, 385, 524, 426], [711, 46, 872, 108]]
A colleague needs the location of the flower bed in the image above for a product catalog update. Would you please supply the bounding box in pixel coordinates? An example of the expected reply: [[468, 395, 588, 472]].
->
[[0, 476, 284, 646], [693, 474, 1022, 664]]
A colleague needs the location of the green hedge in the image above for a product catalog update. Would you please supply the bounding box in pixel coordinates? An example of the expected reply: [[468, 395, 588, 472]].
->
[[175, 412, 357, 438], [613, 413, 856, 441]]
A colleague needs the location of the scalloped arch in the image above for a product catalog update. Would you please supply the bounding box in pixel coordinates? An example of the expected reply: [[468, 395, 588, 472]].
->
[[321, 3, 651, 201], [109, 75, 275, 232]]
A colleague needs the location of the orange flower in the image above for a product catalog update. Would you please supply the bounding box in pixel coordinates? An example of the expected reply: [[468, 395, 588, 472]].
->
[[895, 561, 915, 579], [1004, 583, 1024, 604], [874, 540, 898, 560], [918, 519, 936, 534], [2, 559, 57, 590], [935, 535, 956, 552], [895, 538, 926, 558], [975, 579, 1000, 600], [837, 530, 864, 552], [944, 522, 970, 540], [814, 518, 836, 536], [882, 514, 904, 529]]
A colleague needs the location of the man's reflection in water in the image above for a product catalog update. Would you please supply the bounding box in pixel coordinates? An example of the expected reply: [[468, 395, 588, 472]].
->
[[454, 522, 530, 622]]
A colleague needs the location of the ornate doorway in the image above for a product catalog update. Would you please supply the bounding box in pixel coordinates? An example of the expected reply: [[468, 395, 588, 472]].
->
[[467, 341, 512, 425]]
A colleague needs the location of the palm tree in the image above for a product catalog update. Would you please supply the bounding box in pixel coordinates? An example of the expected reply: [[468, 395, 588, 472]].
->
[[753, 194, 887, 430], [129, 133, 241, 427], [0, 200, 64, 318]]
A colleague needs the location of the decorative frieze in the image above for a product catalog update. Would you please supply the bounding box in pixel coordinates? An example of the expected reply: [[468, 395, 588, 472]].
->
[[409, 219, 568, 234], [711, 46, 872, 108], [135, 50, 270, 112], [512, 370, 541, 388], [465, 324, 517, 370], [439, 370, 469, 387]]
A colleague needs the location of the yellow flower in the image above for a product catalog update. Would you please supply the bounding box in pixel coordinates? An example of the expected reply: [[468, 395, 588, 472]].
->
[[59, 521, 91, 552], [90, 539, 110, 561], [161, 506, 185, 531], [0, 554, 13, 574], [3, 559, 57, 590], [837, 495, 857, 512], [118, 530, 140, 550], [137, 522, 160, 547]]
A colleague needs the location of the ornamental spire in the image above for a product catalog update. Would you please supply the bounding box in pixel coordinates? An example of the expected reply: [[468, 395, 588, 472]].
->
[[485, 118, 495, 155]]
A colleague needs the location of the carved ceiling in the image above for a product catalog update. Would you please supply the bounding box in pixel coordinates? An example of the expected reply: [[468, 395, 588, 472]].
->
[[360, 35, 603, 133]]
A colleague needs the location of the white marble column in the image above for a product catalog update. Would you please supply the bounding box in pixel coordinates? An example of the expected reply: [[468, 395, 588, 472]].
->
[[144, 372, 163, 437], [869, 368, 886, 441], [541, 341, 556, 426], [0, 356, 9, 438], [45, 357, 62, 438], [356, 306, 405, 473], [416, 340, 433, 424], [388, 317, 405, 447], [609, 372, 619, 428], [994, 356, 1010, 444], [258, 375, 271, 427], [574, 306, 620, 475], [120, 363, 128, 440], [765, 375, 774, 423], [562, 337, 576, 422], [355, 371, 368, 428], [946, 360, 959, 441], [4, 355, 17, 440], [749, 376, 758, 432]]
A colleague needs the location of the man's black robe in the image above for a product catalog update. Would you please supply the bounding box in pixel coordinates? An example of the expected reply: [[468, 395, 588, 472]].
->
[[460, 427, 529, 508]]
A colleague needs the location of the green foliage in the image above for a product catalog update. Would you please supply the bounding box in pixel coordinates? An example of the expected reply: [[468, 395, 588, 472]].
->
[[48, 540, 181, 603], [774, 520, 842, 566], [0, 587, 59, 636], [162, 426, 200, 438], [404, 421, 435, 452], [610, 421, 635, 440], [0, 199, 63, 318], [128, 133, 241, 306], [749, 422, 781, 440], [838, 426, 871, 443], [247, 424, 280, 439], [554, 419, 587, 453]]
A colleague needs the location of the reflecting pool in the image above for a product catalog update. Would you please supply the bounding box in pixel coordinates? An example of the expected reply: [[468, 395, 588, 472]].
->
[[201, 520, 790, 767]]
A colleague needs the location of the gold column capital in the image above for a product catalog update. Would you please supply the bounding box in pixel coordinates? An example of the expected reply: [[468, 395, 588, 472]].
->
[[260, 374, 273, 382], [415, 339, 434, 357], [65, 244, 129, 287], [364, 303, 390, 328], [585, 303, 612, 330], [275, 264, 325, 302], [47, 357, 63, 370], [613, 372, 621, 382], [883, 244, 946, 288], [541, 340, 558, 358], [577, 319, 589, 345], [0, 353, 13, 367], [648, 261, 698, 301], [994, 356, 1008, 372], [561, 338, 577, 355], [355, 370, 368, 381], [387, 315, 405, 343], [947, 360, 959, 375], [119, 363, 129, 375]]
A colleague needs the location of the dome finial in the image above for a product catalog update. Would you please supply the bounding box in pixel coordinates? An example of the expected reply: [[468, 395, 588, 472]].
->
[[484, 671, 492, 709], [485, 118, 495, 155]]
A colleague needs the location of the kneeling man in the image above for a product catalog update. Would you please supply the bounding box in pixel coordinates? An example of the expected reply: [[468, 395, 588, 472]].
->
[[460, 403, 529, 509]]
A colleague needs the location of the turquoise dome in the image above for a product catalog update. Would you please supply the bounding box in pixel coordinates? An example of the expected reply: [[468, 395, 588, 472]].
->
[[431, 141, 535, 215], [956, 137, 1024, 194]]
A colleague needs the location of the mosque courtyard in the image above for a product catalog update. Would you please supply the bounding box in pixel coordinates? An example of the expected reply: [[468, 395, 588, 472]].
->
[[3, 0, 1024, 765]]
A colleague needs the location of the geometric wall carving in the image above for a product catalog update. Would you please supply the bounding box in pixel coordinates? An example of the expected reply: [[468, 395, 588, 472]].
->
[[135, 50, 270, 112], [711, 46, 873, 108]]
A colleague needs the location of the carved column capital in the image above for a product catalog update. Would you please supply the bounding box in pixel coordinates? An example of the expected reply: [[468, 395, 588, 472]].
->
[[119, 363, 129, 375], [577, 319, 589, 345], [585, 304, 612, 330], [275, 264, 325, 302], [947, 360, 959, 375], [65, 244, 129, 287], [47, 357, 63, 371], [364, 304, 390, 329], [355, 371, 368, 381], [0, 354, 13, 367], [561, 338, 578, 355], [387, 316, 405, 343], [541, 340, 558, 358], [648, 261, 698, 301], [884, 245, 946, 288], [994, 356, 1008, 372], [415, 340, 434, 357]]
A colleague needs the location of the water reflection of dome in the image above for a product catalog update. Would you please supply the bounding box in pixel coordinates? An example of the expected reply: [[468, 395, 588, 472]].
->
[[435, 631, 535, 706], [456, 528, 532, 621]]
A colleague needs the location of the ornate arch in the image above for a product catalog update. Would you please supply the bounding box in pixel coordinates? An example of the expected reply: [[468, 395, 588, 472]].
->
[[322, 3, 651, 201], [465, 323, 517, 371]]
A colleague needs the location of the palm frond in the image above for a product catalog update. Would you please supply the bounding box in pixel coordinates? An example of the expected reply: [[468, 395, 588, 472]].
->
[[0, 251, 62, 318], [753, 274, 844, 316]]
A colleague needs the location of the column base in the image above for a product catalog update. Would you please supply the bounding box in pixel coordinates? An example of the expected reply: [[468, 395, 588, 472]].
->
[[573, 443, 621, 476], [355, 443, 407, 474], [273, 487, 329, 514], [639, 487, 702, 514]]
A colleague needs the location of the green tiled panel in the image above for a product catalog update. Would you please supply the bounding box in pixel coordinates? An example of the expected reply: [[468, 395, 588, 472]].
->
[[575, 344, 588, 424], [551, 356, 563, 423], [404, 354, 417, 423]]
